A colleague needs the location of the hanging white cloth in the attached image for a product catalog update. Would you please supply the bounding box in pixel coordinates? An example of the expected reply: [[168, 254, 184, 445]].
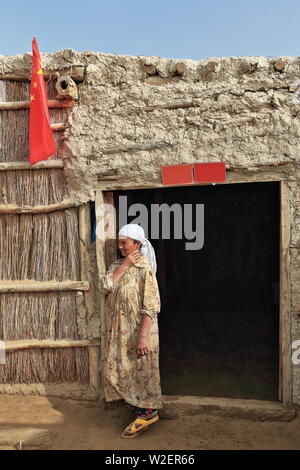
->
[[118, 224, 157, 274]]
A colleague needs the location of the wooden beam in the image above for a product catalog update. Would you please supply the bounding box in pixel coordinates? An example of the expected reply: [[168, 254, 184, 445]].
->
[[175, 63, 187, 75], [0, 100, 74, 110], [279, 181, 293, 409], [227, 162, 291, 171], [79, 204, 95, 320], [44, 66, 85, 82], [97, 175, 120, 181], [1, 66, 86, 82], [4, 338, 99, 352], [0, 161, 64, 171], [0, 280, 89, 293], [50, 122, 70, 132], [100, 141, 173, 155], [132, 101, 198, 113], [0, 200, 79, 214], [97, 173, 292, 191]]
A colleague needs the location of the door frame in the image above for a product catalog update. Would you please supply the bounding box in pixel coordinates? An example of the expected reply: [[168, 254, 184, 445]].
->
[[95, 179, 292, 408]]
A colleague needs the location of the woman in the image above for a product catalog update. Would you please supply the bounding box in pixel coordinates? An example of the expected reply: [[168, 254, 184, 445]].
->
[[99, 224, 162, 439]]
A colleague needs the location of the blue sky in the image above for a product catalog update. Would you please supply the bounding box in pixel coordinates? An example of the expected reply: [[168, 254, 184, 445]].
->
[[1, 0, 300, 60]]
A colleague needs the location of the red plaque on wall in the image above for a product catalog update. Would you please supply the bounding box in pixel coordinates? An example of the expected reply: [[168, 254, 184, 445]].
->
[[161, 164, 194, 185], [193, 162, 226, 183]]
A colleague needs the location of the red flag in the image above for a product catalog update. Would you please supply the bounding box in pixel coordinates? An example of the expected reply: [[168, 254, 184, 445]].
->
[[29, 37, 56, 164]]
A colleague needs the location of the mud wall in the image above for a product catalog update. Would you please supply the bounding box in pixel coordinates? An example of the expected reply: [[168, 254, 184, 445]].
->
[[0, 50, 299, 404]]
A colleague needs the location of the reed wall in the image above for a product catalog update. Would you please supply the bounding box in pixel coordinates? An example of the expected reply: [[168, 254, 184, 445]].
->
[[0, 79, 89, 385]]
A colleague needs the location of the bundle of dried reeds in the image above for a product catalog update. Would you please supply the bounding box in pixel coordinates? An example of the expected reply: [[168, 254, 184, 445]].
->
[[0, 169, 66, 205], [0, 347, 89, 384], [0, 80, 69, 162], [0, 292, 78, 340], [0, 109, 68, 162], [4, 77, 61, 103], [0, 109, 29, 161], [5, 80, 30, 101], [0, 209, 80, 281]]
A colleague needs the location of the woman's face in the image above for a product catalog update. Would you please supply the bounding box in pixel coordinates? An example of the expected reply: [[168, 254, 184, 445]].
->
[[118, 236, 141, 257]]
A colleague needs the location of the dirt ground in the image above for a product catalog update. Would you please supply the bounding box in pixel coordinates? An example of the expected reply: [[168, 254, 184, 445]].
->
[[0, 395, 300, 450]]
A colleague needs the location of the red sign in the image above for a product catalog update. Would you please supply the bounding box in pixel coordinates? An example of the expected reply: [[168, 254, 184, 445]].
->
[[161, 164, 193, 186], [193, 162, 226, 183]]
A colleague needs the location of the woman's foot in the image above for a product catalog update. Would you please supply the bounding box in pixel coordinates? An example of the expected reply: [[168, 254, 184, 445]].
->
[[121, 412, 159, 439]]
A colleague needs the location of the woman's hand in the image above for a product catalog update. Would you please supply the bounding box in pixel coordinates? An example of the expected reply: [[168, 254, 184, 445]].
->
[[122, 249, 141, 268], [136, 335, 149, 356], [112, 249, 141, 285], [136, 315, 153, 356]]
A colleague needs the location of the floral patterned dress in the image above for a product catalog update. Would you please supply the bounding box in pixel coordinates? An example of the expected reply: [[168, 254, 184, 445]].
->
[[99, 255, 162, 409]]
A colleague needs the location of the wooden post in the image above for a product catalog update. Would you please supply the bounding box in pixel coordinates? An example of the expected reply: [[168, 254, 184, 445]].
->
[[104, 191, 117, 268], [279, 181, 293, 408], [79, 204, 95, 319], [95, 190, 108, 398]]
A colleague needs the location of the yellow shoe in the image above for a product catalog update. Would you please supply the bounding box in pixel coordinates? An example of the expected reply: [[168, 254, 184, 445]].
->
[[121, 414, 159, 439]]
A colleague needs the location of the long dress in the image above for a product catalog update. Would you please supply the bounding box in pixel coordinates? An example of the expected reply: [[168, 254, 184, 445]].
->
[[99, 255, 162, 409]]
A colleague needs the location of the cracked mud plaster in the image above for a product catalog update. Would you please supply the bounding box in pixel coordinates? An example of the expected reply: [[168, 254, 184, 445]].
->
[[1, 51, 300, 200]]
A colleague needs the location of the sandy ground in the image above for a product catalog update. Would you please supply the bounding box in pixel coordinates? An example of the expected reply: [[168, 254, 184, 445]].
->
[[0, 395, 300, 450]]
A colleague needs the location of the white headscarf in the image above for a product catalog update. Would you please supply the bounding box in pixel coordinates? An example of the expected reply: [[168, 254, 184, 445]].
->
[[118, 224, 157, 274]]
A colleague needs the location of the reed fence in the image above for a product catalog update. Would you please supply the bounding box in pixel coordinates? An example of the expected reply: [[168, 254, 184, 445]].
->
[[0, 78, 92, 386]]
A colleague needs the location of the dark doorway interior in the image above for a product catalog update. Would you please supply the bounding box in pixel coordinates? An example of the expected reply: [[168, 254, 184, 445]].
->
[[116, 182, 280, 401]]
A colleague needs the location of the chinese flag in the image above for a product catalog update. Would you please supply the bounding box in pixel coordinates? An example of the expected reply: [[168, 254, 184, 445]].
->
[[29, 37, 56, 164]]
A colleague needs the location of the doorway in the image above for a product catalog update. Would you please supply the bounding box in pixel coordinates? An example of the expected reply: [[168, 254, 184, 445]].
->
[[116, 182, 280, 401]]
